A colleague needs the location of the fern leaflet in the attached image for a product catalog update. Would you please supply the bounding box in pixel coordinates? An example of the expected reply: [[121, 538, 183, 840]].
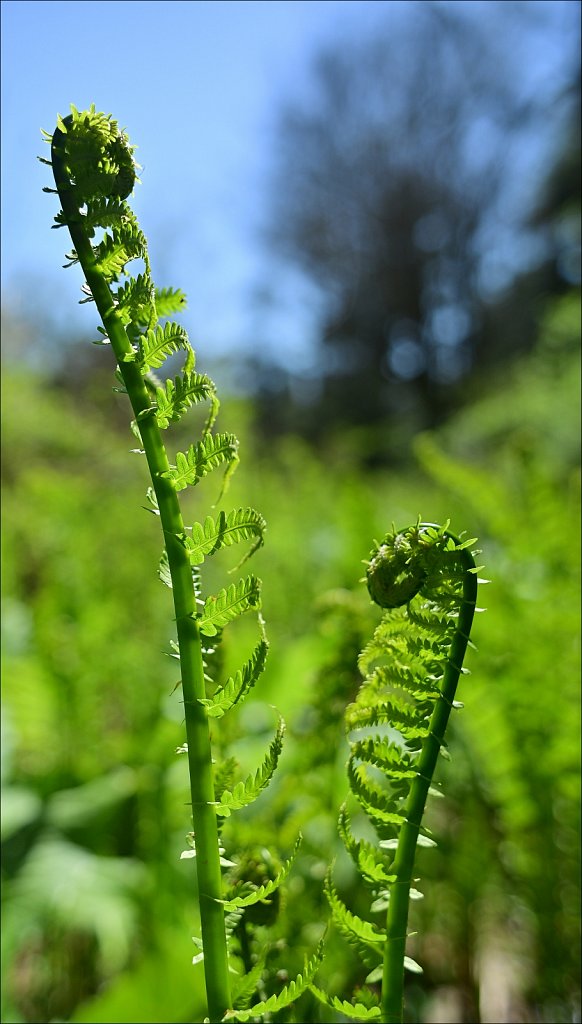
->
[[93, 224, 145, 281], [223, 938, 325, 1022], [198, 576, 261, 637], [337, 805, 397, 887], [220, 834, 302, 910], [137, 320, 193, 373], [199, 639, 269, 718], [214, 719, 285, 817], [185, 508, 266, 566], [165, 432, 240, 493], [154, 286, 187, 318], [310, 986, 382, 1021], [155, 371, 217, 429]]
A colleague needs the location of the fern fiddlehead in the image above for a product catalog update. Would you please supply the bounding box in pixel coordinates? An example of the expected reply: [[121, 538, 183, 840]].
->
[[313, 521, 481, 1023], [43, 104, 305, 1022]]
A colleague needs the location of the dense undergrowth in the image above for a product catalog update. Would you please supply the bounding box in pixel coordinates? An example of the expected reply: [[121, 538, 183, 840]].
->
[[1, 291, 580, 1023]]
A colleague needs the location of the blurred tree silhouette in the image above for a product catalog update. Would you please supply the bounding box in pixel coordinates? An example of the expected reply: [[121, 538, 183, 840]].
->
[[257, 0, 580, 447]]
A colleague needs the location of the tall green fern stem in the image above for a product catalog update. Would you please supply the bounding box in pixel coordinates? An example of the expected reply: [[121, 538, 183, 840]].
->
[[49, 114, 230, 1020], [45, 106, 324, 1024], [380, 538, 478, 1023]]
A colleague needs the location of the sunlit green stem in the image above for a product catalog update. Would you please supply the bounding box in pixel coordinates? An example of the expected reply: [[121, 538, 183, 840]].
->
[[51, 126, 231, 1022], [381, 542, 477, 1024]]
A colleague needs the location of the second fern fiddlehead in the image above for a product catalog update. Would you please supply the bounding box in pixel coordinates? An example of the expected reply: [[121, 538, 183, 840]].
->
[[312, 521, 481, 1023]]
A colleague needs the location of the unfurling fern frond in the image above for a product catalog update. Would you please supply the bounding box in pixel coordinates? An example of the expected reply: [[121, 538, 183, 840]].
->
[[50, 104, 138, 204], [316, 521, 481, 1023], [46, 104, 302, 1022]]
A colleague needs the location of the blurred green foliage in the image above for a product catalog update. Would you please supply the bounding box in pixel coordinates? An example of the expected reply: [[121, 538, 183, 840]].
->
[[1, 291, 579, 1023]]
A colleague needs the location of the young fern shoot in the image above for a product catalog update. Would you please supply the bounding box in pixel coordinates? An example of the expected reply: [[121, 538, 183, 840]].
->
[[311, 522, 482, 1024], [43, 105, 310, 1023]]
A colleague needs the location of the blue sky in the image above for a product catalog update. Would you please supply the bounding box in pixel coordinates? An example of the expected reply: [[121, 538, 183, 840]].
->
[[2, 0, 399, 367], [1, 0, 579, 371]]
